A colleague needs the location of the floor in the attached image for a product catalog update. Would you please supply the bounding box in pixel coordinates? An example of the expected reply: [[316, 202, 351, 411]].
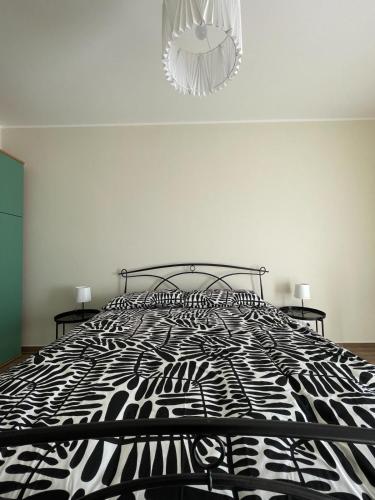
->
[[340, 343, 375, 365], [0, 353, 31, 372]]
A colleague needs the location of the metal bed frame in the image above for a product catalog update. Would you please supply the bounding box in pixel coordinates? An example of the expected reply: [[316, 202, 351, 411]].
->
[[1, 418, 375, 499], [1, 263, 375, 499], [119, 262, 269, 299]]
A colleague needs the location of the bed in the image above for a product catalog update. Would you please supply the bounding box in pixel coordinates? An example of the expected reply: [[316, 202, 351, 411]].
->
[[1, 263, 375, 500]]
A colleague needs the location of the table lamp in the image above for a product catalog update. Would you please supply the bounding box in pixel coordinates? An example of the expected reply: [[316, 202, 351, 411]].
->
[[76, 286, 91, 316], [294, 283, 311, 317]]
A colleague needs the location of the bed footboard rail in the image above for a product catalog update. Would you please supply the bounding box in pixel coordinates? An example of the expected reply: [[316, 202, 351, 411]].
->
[[1, 417, 375, 448], [80, 473, 333, 500], [1, 418, 374, 500]]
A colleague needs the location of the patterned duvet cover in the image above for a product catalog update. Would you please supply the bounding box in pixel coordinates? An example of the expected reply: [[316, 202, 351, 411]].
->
[[0, 301, 375, 499]]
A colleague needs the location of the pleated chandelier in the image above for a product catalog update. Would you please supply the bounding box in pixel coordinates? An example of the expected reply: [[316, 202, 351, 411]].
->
[[162, 0, 242, 96]]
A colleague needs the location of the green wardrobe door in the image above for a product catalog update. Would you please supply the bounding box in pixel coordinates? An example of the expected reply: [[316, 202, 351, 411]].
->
[[0, 151, 24, 216], [0, 213, 23, 364]]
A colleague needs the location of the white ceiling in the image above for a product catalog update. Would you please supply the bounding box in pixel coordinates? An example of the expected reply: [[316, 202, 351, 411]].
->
[[1, 0, 375, 126]]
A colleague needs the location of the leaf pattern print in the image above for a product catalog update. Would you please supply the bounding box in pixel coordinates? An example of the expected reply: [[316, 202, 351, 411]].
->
[[0, 302, 375, 499]]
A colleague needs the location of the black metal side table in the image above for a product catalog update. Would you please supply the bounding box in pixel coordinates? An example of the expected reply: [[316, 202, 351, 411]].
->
[[279, 306, 326, 336], [54, 309, 100, 339]]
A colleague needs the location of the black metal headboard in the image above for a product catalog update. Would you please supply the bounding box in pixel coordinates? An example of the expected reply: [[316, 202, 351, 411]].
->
[[118, 263, 269, 300]]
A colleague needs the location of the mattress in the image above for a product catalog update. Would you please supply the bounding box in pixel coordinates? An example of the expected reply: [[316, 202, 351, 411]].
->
[[0, 300, 375, 499]]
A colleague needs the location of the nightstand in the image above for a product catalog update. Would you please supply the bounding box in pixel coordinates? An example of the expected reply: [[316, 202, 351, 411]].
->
[[279, 306, 326, 336], [54, 309, 100, 339]]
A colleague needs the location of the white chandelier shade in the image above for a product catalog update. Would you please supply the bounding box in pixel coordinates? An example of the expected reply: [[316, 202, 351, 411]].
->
[[162, 0, 242, 97]]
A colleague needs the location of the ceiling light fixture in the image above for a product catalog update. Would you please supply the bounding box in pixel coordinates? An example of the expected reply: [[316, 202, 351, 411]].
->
[[162, 0, 242, 97]]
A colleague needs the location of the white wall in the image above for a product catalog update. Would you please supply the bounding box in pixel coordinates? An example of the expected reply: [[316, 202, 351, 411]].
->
[[2, 121, 375, 346]]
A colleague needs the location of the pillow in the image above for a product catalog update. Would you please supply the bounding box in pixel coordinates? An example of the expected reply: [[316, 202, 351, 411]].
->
[[183, 289, 263, 308], [103, 291, 152, 311], [231, 289, 264, 307], [150, 289, 184, 308], [103, 289, 183, 311]]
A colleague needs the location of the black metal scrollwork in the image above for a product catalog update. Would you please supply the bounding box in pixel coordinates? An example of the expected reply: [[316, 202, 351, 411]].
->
[[2, 418, 372, 500], [119, 263, 269, 299], [192, 435, 226, 491]]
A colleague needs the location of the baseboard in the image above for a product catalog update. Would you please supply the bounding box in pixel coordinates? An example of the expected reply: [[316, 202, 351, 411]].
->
[[22, 346, 42, 353], [340, 343, 375, 348]]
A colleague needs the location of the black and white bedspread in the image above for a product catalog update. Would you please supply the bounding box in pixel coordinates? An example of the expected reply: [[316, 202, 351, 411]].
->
[[1, 299, 375, 499]]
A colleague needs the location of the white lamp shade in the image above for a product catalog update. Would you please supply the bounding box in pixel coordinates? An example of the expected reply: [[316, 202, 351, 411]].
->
[[162, 0, 242, 96], [76, 286, 91, 304], [294, 283, 311, 300]]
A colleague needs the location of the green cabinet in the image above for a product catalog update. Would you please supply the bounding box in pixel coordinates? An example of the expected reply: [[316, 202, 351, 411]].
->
[[0, 150, 24, 366], [0, 151, 23, 216]]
